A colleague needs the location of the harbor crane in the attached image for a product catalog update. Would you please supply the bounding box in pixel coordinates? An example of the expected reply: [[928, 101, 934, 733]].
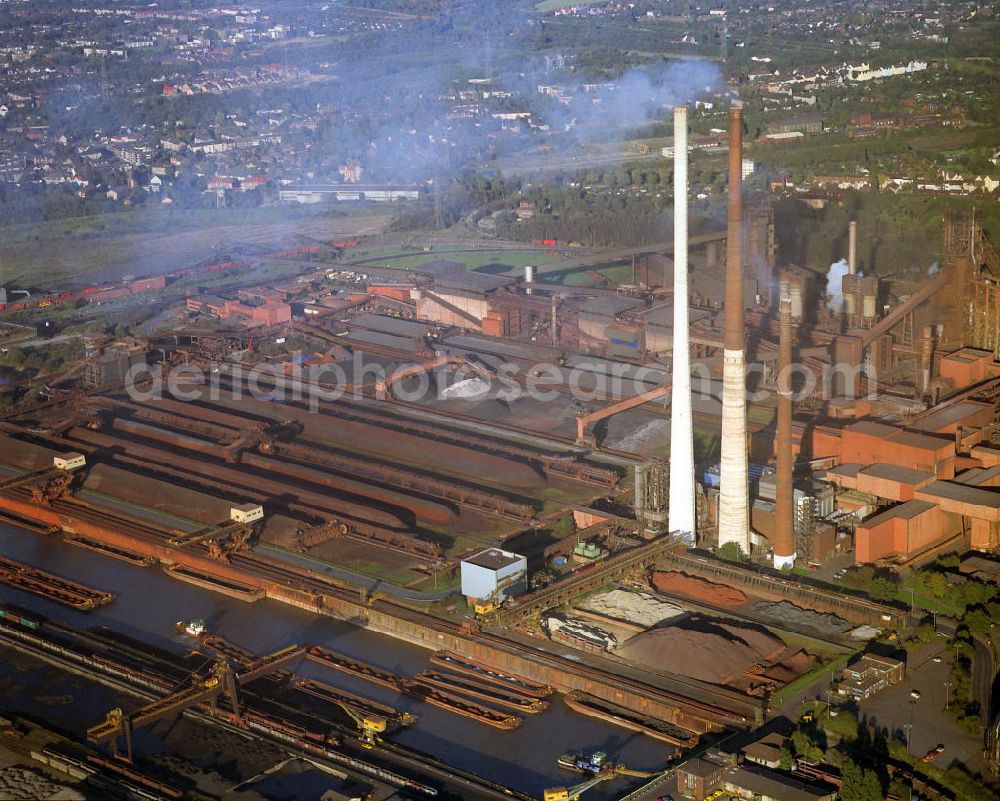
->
[[87, 645, 304, 761], [543, 762, 655, 801], [335, 701, 387, 748], [543, 776, 604, 801]]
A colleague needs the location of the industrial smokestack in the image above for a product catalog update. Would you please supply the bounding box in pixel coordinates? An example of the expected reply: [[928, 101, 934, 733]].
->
[[848, 221, 858, 276], [921, 325, 934, 399], [717, 103, 751, 555], [773, 295, 796, 568], [668, 106, 695, 541]]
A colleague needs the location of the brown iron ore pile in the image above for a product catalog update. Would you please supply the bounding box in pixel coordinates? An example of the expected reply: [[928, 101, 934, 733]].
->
[[617, 616, 787, 685], [651, 571, 749, 608]]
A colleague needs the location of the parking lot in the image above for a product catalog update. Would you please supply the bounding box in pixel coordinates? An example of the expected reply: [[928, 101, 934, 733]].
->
[[858, 640, 988, 776]]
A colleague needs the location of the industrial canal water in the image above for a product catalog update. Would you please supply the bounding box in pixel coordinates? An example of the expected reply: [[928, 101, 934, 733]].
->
[[0, 522, 671, 798]]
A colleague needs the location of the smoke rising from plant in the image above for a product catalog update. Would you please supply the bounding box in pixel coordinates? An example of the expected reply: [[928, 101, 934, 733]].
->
[[826, 258, 850, 311]]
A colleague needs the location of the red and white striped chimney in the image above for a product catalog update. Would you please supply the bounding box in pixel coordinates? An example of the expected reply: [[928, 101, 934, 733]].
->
[[717, 103, 751, 555]]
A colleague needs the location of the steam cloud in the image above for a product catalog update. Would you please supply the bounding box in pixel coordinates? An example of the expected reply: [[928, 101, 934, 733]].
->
[[826, 258, 850, 311]]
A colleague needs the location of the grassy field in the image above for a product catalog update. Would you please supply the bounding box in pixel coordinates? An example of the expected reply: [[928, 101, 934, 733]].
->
[[0, 205, 393, 290], [536, 0, 603, 11], [368, 250, 563, 272]]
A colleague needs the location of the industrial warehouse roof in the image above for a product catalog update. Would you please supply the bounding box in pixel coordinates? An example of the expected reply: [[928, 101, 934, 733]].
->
[[862, 500, 937, 526], [847, 421, 953, 453], [724, 764, 836, 801], [917, 481, 1000, 509], [350, 312, 432, 338], [463, 548, 523, 571], [827, 463, 861, 478], [859, 463, 935, 485], [414, 259, 465, 278], [642, 304, 714, 328], [912, 400, 993, 433], [954, 465, 1000, 486], [578, 296, 645, 317], [434, 271, 515, 293]]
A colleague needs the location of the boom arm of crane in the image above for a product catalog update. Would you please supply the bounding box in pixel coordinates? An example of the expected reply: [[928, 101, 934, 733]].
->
[[336, 701, 387, 747], [575, 383, 671, 444], [542, 776, 605, 801]]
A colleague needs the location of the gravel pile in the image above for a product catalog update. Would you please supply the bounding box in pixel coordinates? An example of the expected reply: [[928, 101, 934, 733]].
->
[[751, 600, 851, 635], [0, 766, 85, 800], [579, 588, 686, 628]]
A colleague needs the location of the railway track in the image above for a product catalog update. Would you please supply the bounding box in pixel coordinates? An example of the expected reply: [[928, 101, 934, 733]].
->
[[107, 396, 537, 522]]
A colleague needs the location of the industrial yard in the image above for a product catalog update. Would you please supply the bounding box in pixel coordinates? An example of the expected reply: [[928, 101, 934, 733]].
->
[[0, 11, 999, 801]]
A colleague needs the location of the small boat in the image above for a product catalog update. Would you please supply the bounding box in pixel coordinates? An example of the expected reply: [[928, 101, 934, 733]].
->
[[557, 751, 608, 774], [176, 618, 207, 638]]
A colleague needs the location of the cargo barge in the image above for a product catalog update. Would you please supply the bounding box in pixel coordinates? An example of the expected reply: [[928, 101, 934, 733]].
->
[[297, 678, 417, 727], [0, 556, 113, 610], [429, 651, 553, 698], [563, 691, 699, 748], [306, 646, 405, 692], [414, 671, 549, 714], [66, 536, 156, 567], [405, 680, 521, 731], [198, 634, 256, 665], [165, 565, 264, 602]]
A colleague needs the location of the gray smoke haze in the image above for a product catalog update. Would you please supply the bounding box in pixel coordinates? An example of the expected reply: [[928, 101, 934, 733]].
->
[[543, 61, 723, 138]]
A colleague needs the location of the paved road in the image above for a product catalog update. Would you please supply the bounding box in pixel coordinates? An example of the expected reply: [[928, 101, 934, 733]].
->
[[256, 543, 457, 602], [972, 634, 997, 721]]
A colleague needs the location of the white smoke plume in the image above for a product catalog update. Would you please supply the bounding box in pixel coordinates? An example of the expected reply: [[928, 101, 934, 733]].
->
[[826, 258, 850, 311]]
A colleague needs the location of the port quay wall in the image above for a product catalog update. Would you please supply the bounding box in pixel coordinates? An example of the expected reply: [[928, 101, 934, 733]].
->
[[0, 495, 758, 732], [269, 584, 758, 732]]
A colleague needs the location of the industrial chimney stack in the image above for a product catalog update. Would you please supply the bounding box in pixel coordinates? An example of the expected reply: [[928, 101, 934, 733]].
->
[[773, 295, 796, 568], [848, 221, 858, 276], [668, 106, 695, 541], [717, 103, 751, 554]]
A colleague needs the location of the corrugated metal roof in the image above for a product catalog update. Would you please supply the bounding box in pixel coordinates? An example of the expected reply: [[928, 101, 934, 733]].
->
[[862, 500, 936, 526], [912, 401, 991, 432], [859, 464, 934, 484], [918, 481, 1000, 508]]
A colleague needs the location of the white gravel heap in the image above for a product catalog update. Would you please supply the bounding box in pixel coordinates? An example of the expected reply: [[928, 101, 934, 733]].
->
[[579, 588, 687, 628], [438, 376, 490, 400], [849, 624, 882, 640], [0, 766, 85, 800], [545, 615, 618, 650]]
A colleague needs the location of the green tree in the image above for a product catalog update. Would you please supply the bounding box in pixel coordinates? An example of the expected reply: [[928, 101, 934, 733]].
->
[[552, 511, 575, 540], [869, 576, 897, 601], [717, 541, 746, 563]]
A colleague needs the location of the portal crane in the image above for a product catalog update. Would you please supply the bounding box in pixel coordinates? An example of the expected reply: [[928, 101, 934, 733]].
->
[[335, 701, 387, 748], [543, 763, 656, 801], [542, 776, 605, 801]]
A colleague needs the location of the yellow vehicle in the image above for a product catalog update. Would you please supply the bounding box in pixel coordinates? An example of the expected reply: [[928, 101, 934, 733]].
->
[[336, 702, 387, 748]]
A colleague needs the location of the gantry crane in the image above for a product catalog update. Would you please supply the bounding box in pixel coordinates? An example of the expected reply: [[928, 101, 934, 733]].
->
[[542, 763, 656, 801], [335, 701, 387, 748], [87, 645, 304, 761]]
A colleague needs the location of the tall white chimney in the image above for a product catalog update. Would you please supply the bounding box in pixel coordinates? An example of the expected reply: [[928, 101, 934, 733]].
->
[[668, 106, 696, 541], [717, 103, 751, 555]]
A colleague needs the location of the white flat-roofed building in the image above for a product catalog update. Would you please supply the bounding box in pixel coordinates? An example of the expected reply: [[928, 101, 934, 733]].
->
[[460, 547, 527, 603], [53, 453, 86, 471], [230, 503, 264, 524]]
